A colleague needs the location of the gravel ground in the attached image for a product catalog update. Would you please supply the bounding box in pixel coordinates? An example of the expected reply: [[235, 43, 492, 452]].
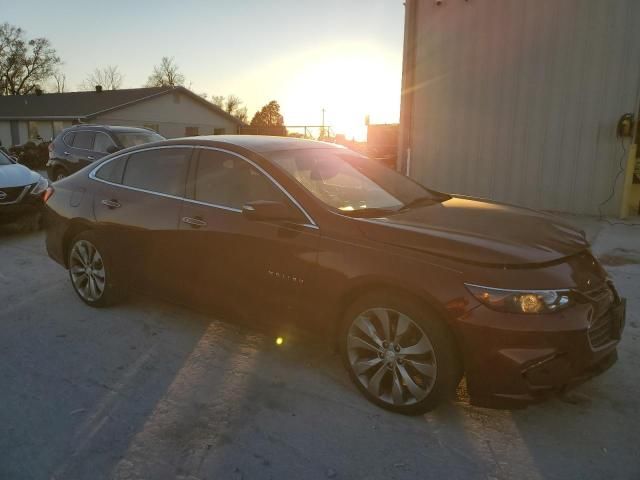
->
[[0, 216, 639, 480]]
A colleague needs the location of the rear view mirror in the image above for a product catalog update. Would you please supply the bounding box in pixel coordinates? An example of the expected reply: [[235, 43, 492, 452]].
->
[[242, 200, 301, 223]]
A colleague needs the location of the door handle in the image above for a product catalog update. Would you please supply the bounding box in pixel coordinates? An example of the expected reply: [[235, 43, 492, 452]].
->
[[64, 151, 70, 155], [182, 216, 207, 228], [101, 199, 121, 209], [87, 155, 95, 160]]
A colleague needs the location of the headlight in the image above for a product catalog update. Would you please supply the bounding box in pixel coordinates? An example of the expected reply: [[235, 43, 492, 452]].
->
[[30, 176, 49, 196], [465, 283, 573, 314]]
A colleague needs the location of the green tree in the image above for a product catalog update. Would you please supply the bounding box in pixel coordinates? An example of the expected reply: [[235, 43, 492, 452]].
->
[[250, 100, 285, 128], [146, 57, 185, 87], [0, 22, 61, 95]]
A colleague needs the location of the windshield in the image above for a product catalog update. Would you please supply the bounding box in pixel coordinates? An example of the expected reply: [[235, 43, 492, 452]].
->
[[0, 150, 13, 166], [266, 148, 448, 216], [114, 131, 165, 148]]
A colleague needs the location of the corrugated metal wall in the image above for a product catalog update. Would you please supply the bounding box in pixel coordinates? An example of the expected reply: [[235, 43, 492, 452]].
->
[[404, 0, 640, 215]]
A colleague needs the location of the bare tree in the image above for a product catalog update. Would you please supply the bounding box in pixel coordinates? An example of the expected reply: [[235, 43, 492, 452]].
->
[[80, 65, 123, 90], [210, 94, 225, 108], [209, 94, 248, 123], [0, 22, 61, 95], [146, 57, 185, 87], [51, 70, 66, 93]]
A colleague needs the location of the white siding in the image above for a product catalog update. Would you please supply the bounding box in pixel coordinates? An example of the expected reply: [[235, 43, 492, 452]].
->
[[94, 92, 238, 139], [0, 121, 11, 147], [403, 0, 640, 215]]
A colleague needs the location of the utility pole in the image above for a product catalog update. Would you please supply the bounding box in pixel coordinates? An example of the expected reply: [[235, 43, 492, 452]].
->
[[321, 108, 326, 139]]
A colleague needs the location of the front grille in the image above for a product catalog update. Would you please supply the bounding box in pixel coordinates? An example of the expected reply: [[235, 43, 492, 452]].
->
[[589, 313, 614, 348], [0, 185, 30, 204], [581, 283, 617, 349]]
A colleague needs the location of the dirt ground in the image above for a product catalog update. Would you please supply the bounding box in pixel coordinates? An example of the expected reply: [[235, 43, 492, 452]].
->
[[1, 215, 639, 480]]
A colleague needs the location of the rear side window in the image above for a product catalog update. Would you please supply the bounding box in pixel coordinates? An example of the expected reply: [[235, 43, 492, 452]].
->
[[73, 131, 94, 150], [63, 132, 75, 145], [95, 156, 127, 184], [122, 148, 191, 197]]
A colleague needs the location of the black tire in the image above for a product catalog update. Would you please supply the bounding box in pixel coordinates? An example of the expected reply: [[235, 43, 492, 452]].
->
[[340, 289, 462, 415], [67, 230, 123, 307]]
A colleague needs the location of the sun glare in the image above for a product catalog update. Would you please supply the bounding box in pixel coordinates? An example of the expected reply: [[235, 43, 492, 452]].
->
[[281, 44, 400, 141], [230, 43, 401, 142]]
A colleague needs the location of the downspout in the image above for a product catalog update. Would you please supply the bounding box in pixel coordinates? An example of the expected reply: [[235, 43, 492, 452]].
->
[[398, 0, 418, 175]]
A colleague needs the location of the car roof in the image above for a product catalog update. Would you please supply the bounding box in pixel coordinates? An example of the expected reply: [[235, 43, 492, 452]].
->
[[67, 124, 157, 134], [169, 135, 345, 153]]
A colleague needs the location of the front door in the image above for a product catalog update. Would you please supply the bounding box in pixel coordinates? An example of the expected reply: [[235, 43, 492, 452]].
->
[[179, 147, 320, 331]]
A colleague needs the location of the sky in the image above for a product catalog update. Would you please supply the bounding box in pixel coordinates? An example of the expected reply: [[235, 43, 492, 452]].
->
[[3, 0, 405, 140]]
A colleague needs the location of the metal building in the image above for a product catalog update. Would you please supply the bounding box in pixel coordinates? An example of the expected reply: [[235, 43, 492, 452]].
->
[[398, 0, 640, 217]]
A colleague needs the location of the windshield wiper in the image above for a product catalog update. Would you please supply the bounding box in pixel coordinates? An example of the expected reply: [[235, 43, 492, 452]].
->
[[398, 196, 439, 212], [339, 207, 398, 218]]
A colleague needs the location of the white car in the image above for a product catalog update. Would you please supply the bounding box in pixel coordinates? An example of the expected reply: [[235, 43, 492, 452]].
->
[[0, 149, 50, 227]]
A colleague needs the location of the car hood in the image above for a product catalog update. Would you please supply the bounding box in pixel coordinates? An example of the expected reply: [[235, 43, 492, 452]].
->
[[358, 196, 589, 266], [0, 163, 40, 188]]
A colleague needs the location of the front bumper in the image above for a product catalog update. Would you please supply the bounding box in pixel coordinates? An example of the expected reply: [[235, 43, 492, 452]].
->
[[453, 294, 625, 407], [0, 195, 44, 223]]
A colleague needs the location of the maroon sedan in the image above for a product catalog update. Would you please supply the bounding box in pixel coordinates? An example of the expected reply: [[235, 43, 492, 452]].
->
[[44, 136, 626, 414]]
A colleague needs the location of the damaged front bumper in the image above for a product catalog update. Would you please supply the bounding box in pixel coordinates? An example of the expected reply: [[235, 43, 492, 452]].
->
[[453, 291, 626, 408]]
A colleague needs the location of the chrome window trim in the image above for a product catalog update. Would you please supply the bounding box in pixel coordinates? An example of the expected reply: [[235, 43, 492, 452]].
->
[[88, 145, 319, 230]]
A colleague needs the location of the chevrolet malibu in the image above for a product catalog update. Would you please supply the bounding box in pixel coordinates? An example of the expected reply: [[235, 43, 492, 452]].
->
[[44, 136, 626, 414]]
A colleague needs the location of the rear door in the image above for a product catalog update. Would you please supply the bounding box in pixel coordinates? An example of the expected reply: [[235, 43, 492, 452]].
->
[[179, 147, 320, 329], [92, 146, 193, 298], [67, 130, 95, 172]]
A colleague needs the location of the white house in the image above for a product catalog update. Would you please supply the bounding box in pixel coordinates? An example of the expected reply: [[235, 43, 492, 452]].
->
[[0, 86, 244, 148], [398, 0, 640, 218]]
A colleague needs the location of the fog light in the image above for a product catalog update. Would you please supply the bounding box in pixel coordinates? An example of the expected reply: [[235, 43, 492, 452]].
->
[[275, 336, 284, 346]]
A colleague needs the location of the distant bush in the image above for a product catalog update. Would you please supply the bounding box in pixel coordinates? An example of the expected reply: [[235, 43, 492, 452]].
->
[[9, 141, 49, 170]]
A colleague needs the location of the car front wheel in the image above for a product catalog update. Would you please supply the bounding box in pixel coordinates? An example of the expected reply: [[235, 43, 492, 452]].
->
[[68, 231, 121, 307], [341, 290, 462, 414]]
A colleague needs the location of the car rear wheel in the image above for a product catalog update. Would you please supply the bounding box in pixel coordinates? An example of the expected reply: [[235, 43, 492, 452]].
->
[[340, 290, 462, 414], [68, 231, 122, 307]]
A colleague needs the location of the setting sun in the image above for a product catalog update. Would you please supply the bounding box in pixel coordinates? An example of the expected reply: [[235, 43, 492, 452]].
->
[[228, 42, 401, 141]]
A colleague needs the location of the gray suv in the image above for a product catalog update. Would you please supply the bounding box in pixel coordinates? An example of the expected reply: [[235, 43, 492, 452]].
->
[[46, 125, 165, 181]]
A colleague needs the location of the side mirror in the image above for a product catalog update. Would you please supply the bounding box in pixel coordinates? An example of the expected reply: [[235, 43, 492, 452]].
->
[[9, 155, 18, 163], [106, 145, 119, 154], [242, 200, 301, 223]]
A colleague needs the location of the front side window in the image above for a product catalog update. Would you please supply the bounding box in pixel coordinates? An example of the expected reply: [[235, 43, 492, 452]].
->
[[194, 150, 287, 210], [266, 148, 448, 216], [73, 131, 95, 150], [93, 132, 116, 153], [122, 148, 190, 197]]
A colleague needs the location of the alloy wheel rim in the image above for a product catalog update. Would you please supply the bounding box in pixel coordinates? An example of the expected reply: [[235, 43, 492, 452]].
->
[[347, 307, 437, 406], [69, 240, 106, 302]]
